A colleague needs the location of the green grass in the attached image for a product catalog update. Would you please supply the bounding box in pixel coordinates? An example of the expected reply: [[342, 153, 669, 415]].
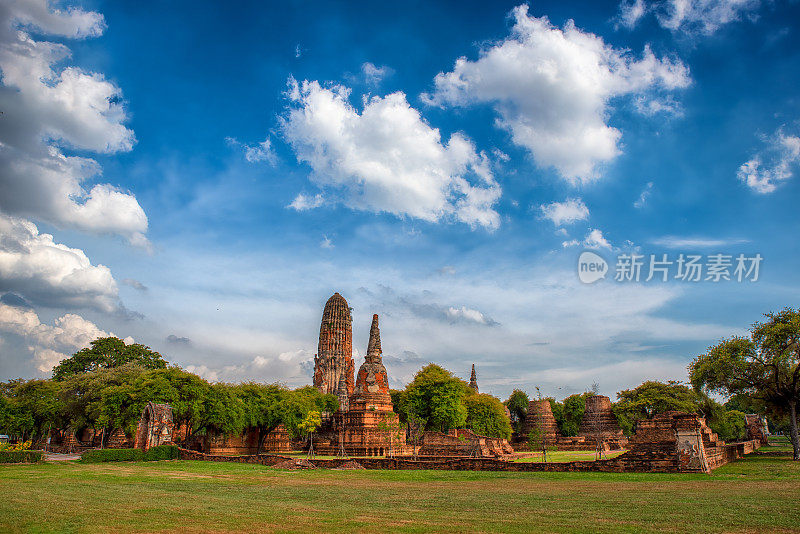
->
[[512, 450, 627, 463], [1, 451, 798, 533]]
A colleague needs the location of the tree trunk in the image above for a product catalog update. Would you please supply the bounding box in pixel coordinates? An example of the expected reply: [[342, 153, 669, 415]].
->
[[789, 400, 800, 461]]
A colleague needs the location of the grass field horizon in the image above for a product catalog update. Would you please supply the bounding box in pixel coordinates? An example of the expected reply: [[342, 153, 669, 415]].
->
[[2, 449, 798, 533]]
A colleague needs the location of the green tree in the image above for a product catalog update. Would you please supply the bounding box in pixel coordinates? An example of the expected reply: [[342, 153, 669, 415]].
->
[[403, 364, 470, 433], [0, 379, 64, 441], [558, 393, 593, 436], [690, 308, 800, 460], [52, 337, 167, 381], [298, 410, 322, 457], [505, 389, 529, 435], [614, 381, 700, 435], [464, 393, 512, 439]]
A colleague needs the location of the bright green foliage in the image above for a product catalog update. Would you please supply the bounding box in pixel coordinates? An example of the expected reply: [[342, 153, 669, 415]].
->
[[403, 364, 470, 433], [0, 379, 64, 441], [690, 308, 800, 460], [614, 381, 700, 435], [505, 389, 529, 434], [52, 337, 167, 381], [556, 393, 592, 436], [464, 394, 512, 439], [297, 411, 322, 437]]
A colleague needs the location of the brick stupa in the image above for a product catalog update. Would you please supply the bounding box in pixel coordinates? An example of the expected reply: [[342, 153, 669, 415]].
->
[[578, 395, 625, 439], [524, 399, 560, 442], [340, 314, 400, 456], [313, 293, 354, 412]]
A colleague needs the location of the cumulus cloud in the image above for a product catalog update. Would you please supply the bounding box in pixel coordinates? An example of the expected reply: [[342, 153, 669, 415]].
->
[[617, 0, 763, 35], [634, 181, 654, 208], [361, 62, 391, 86], [0, 0, 148, 244], [0, 213, 119, 312], [0, 302, 108, 372], [445, 306, 499, 326], [562, 228, 612, 249], [288, 193, 324, 211], [423, 5, 690, 183], [282, 79, 501, 229], [225, 136, 277, 164], [737, 130, 800, 194], [540, 198, 590, 226], [186, 349, 315, 384]]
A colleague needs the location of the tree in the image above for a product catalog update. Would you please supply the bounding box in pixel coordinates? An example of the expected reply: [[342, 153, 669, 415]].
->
[[0, 379, 64, 442], [52, 337, 167, 381], [298, 410, 321, 458], [690, 308, 800, 460], [614, 381, 700, 435], [505, 389, 529, 435], [403, 364, 470, 433], [464, 393, 512, 439], [557, 393, 592, 436]]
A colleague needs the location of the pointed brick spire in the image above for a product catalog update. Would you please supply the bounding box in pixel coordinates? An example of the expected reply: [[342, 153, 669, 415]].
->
[[366, 314, 381, 361], [469, 364, 478, 393]]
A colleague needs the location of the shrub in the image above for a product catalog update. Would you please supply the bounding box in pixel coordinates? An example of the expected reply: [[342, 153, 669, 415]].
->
[[0, 450, 43, 463], [143, 445, 178, 461], [81, 445, 178, 463]]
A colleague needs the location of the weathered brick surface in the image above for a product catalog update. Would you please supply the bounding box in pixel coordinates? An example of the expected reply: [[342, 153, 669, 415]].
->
[[313, 293, 354, 411]]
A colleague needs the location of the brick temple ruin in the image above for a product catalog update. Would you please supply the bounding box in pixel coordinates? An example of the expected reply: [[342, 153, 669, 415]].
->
[[49, 290, 765, 472], [522, 395, 628, 452]]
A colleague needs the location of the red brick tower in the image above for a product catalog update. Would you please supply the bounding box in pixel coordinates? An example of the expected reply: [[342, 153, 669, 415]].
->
[[352, 314, 391, 401], [313, 292, 354, 411]]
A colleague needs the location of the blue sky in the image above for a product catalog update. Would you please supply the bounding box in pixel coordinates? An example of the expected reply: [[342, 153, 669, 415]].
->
[[1, 0, 799, 400]]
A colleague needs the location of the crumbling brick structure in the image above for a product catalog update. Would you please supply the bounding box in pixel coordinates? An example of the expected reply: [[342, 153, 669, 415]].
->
[[134, 402, 175, 451], [745, 414, 770, 446], [418, 429, 513, 458], [523, 399, 560, 443], [313, 293, 355, 412], [576, 395, 627, 450]]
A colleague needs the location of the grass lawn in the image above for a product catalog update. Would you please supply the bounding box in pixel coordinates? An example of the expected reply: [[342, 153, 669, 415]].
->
[[1, 451, 798, 533], [512, 450, 627, 462]]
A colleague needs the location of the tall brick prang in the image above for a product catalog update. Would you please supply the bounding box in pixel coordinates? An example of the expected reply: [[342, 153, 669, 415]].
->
[[469, 364, 479, 393], [313, 292, 354, 411], [578, 395, 624, 439]]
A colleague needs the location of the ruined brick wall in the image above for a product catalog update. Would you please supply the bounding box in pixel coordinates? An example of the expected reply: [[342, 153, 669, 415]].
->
[[745, 414, 770, 446], [134, 402, 174, 451]]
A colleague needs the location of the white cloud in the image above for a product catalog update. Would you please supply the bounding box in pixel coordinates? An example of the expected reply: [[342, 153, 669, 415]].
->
[[616, 0, 647, 29], [540, 198, 590, 226], [282, 79, 501, 229], [226, 136, 277, 164], [423, 5, 690, 183], [445, 306, 498, 326], [361, 62, 391, 86], [562, 228, 611, 249], [738, 130, 800, 194], [0, 302, 108, 373], [0, 0, 148, 244], [320, 235, 334, 249], [617, 0, 763, 35], [288, 193, 324, 211], [0, 213, 119, 312], [649, 236, 750, 248], [634, 181, 653, 208]]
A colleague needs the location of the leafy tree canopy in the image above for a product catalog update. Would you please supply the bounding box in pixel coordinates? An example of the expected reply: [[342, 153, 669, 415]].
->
[[465, 393, 512, 439], [403, 364, 470, 433], [52, 337, 167, 381], [691, 308, 800, 459], [505, 389, 529, 434]]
